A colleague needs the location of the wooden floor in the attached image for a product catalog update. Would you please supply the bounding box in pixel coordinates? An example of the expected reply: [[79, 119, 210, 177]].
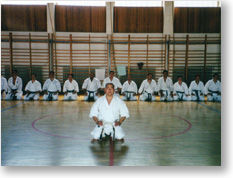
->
[[1, 95, 221, 166]]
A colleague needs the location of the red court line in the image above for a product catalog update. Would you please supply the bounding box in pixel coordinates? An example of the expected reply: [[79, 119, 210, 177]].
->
[[109, 138, 114, 166]]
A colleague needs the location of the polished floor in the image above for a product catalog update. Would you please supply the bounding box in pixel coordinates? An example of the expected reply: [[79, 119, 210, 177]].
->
[[1, 96, 221, 166]]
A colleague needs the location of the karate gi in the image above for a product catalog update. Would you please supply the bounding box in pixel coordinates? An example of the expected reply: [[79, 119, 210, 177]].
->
[[158, 77, 173, 101], [63, 79, 79, 101], [89, 95, 129, 140], [102, 77, 122, 97], [82, 77, 101, 101], [1, 77, 8, 100], [204, 79, 221, 102], [173, 82, 191, 101], [5, 76, 23, 100], [189, 80, 205, 101], [43, 78, 61, 101], [24, 80, 42, 100], [138, 79, 157, 101], [121, 80, 138, 101]]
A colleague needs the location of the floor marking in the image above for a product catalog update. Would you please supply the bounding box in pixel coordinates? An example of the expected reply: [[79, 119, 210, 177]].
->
[[196, 102, 221, 114], [1, 101, 28, 112]]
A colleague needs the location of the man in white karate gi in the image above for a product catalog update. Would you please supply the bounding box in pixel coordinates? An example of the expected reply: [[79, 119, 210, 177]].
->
[[5, 70, 23, 100], [43, 71, 61, 101], [82, 72, 101, 101], [173, 76, 191, 101], [121, 75, 138, 101], [204, 73, 221, 102], [63, 74, 79, 101], [102, 71, 122, 97], [189, 74, 205, 101], [1, 76, 8, 100], [158, 70, 173, 101], [138, 73, 157, 101], [90, 83, 129, 141], [24, 73, 42, 100]]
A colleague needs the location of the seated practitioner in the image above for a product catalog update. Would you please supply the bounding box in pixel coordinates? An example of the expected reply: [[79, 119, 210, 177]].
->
[[1, 76, 8, 100], [158, 70, 173, 101], [43, 71, 61, 101], [82, 72, 101, 101], [63, 74, 79, 101], [90, 83, 129, 141], [102, 71, 122, 97], [204, 73, 221, 102], [138, 73, 157, 101], [24, 73, 42, 100], [5, 70, 23, 100], [189, 74, 205, 101], [122, 75, 138, 101], [173, 76, 191, 101]]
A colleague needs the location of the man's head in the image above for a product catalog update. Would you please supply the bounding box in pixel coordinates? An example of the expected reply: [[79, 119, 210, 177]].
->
[[31, 73, 36, 81], [163, 70, 168, 78], [109, 71, 114, 78], [104, 83, 114, 96], [213, 73, 219, 82], [147, 73, 153, 80], [177, 76, 182, 84], [127, 75, 132, 81], [49, 71, 55, 79], [12, 70, 18, 78], [195, 74, 201, 83], [89, 72, 94, 79], [68, 73, 73, 82]]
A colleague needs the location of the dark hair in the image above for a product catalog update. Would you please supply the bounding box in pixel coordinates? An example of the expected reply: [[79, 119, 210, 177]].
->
[[68, 73, 74, 78], [105, 83, 115, 88], [109, 71, 114, 74], [195, 74, 201, 78], [12, 70, 18, 74], [31, 73, 36, 77], [49, 71, 55, 75], [163, 70, 168, 74], [213, 73, 219, 77], [147, 73, 153, 76], [177, 76, 182, 79]]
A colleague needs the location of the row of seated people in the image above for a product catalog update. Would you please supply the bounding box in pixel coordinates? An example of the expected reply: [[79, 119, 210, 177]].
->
[[1, 70, 221, 102]]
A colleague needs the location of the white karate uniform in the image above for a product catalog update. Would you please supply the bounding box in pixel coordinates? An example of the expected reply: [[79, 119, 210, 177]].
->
[[173, 82, 191, 101], [204, 79, 221, 102], [102, 77, 122, 97], [82, 77, 101, 101], [63, 79, 79, 101], [121, 80, 138, 101], [1, 77, 8, 100], [89, 95, 130, 140], [5, 76, 23, 100], [24, 80, 42, 100], [189, 80, 205, 101], [158, 77, 173, 101], [138, 79, 157, 101], [43, 78, 61, 101]]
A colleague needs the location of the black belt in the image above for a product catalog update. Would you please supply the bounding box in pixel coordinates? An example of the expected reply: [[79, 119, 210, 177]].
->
[[193, 90, 201, 101], [11, 89, 18, 100], [26, 91, 38, 98], [176, 91, 185, 101], [124, 91, 135, 101], [67, 90, 75, 93], [161, 90, 168, 99], [208, 89, 219, 94], [87, 90, 97, 101], [48, 91, 57, 100], [144, 91, 152, 101]]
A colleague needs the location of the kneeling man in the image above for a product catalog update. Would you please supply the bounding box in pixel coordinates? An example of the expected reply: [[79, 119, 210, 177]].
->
[[24, 73, 42, 100], [63, 74, 79, 101], [173, 76, 191, 101], [89, 83, 129, 140], [204, 73, 221, 102], [122, 75, 138, 101]]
